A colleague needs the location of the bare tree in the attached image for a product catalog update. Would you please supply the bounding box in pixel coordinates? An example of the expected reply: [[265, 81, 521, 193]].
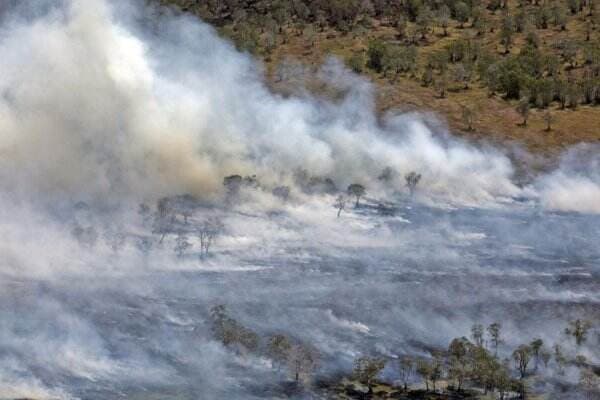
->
[[334, 195, 346, 217], [174, 233, 191, 257], [153, 198, 174, 244], [347, 183, 366, 207], [197, 218, 224, 258], [397, 356, 414, 391], [405, 171, 422, 196]]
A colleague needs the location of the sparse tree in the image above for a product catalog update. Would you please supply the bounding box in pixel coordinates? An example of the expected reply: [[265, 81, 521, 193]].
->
[[566, 319, 592, 347], [268, 334, 292, 371], [136, 236, 152, 253], [353, 356, 386, 394], [405, 171, 422, 195], [579, 367, 600, 399], [397, 356, 414, 391], [288, 343, 319, 383], [530, 338, 544, 371], [334, 194, 347, 217], [434, 71, 448, 98], [471, 323, 485, 347], [209, 305, 259, 354], [516, 98, 530, 126], [455, 1, 471, 28], [347, 184, 366, 207], [367, 39, 388, 73], [487, 322, 502, 356], [223, 175, 243, 197], [554, 344, 567, 374], [174, 233, 191, 257], [513, 344, 532, 378], [462, 105, 475, 131], [72, 224, 98, 247], [104, 229, 126, 253], [543, 110, 554, 131], [272, 185, 291, 200], [428, 354, 443, 392], [348, 52, 366, 73], [196, 217, 224, 258], [499, 13, 515, 53], [378, 167, 395, 183], [436, 5, 451, 36], [416, 6, 433, 40], [416, 358, 431, 391], [448, 337, 471, 391], [540, 349, 552, 368]]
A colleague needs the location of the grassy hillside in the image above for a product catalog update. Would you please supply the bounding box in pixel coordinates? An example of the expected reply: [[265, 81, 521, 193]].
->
[[159, 0, 600, 154]]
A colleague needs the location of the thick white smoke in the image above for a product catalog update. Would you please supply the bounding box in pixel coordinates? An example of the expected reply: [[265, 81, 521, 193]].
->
[[0, 0, 527, 208], [0, 1, 598, 399]]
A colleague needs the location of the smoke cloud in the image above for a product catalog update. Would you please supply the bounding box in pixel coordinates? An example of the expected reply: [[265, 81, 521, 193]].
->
[[0, 1, 598, 399]]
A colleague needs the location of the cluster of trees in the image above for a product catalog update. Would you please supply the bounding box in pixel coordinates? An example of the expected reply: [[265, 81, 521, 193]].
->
[[208, 300, 596, 398], [348, 319, 597, 399], [162, 0, 600, 135], [209, 305, 320, 383], [70, 196, 225, 258], [146, 196, 224, 258]]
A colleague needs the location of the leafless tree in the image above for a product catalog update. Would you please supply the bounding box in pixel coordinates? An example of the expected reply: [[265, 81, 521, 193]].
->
[[405, 171, 422, 195], [153, 198, 174, 244], [398, 356, 414, 391], [174, 233, 191, 257], [334, 195, 346, 217], [197, 218, 224, 258]]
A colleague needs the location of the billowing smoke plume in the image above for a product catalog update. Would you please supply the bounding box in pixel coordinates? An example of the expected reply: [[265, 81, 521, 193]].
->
[[0, 0, 526, 207], [0, 1, 598, 399]]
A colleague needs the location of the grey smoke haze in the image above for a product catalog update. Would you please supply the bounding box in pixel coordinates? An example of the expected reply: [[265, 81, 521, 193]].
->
[[0, 0, 599, 399]]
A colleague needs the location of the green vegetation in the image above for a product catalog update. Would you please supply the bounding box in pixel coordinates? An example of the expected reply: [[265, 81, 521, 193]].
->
[[203, 300, 598, 399], [160, 0, 600, 152]]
